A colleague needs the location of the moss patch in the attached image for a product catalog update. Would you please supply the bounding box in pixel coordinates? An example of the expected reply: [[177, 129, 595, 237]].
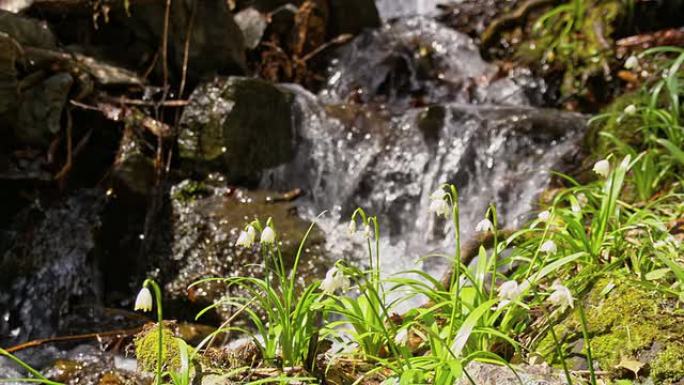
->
[[134, 323, 183, 373], [536, 277, 684, 383]]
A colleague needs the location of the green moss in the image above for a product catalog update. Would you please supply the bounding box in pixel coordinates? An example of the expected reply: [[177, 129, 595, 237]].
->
[[651, 343, 684, 383], [518, 0, 623, 99], [535, 277, 684, 382], [171, 180, 212, 204], [134, 324, 182, 373]]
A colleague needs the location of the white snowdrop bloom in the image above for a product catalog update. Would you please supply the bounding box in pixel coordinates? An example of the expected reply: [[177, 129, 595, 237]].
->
[[430, 188, 447, 201], [498, 280, 521, 301], [537, 210, 551, 222], [394, 329, 409, 345], [571, 200, 582, 213], [429, 196, 450, 218], [475, 218, 493, 233], [624, 55, 639, 70], [593, 159, 610, 178], [235, 225, 257, 247], [623, 104, 637, 115], [540, 240, 558, 254], [260, 226, 276, 244], [320, 266, 350, 294], [347, 220, 357, 236], [548, 281, 574, 312], [134, 287, 153, 312], [362, 223, 373, 239]]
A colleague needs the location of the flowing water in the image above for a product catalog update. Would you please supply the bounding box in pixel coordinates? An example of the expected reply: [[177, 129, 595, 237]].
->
[[262, 17, 585, 297]]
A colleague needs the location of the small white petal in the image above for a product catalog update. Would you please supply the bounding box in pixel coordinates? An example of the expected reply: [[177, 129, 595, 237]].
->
[[429, 198, 450, 218], [548, 281, 574, 312], [537, 210, 551, 222], [362, 224, 373, 239], [430, 188, 447, 201], [320, 266, 349, 294], [498, 280, 520, 301], [623, 104, 637, 115], [394, 329, 409, 345], [260, 226, 276, 244], [347, 220, 357, 236], [540, 240, 558, 254], [624, 55, 639, 70], [475, 218, 493, 233], [593, 159, 610, 178], [134, 287, 153, 312], [235, 230, 252, 248]]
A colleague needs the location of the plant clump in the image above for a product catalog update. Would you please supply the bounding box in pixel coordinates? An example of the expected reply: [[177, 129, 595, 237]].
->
[[134, 323, 184, 373]]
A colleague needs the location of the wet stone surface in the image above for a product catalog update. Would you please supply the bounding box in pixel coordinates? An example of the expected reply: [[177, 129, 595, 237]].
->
[[147, 176, 328, 323]]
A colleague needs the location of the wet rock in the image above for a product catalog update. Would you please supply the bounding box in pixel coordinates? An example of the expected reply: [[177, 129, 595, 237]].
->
[[535, 278, 684, 384], [108, 127, 156, 200], [150, 177, 327, 322], [178, 77, 296, 182], [0, 190, 107, 344], [326, 0, 380, 38], [0, 10, 56, 48], [15, 72, 73, 146], [40, 345, 150, 385], [321, 16, 497, 107]]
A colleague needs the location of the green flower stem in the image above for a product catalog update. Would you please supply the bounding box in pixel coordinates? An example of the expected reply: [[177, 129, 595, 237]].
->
[[549, 325, 573, 385], [143, 278, 164, 385], [577, 303, 597, 385]]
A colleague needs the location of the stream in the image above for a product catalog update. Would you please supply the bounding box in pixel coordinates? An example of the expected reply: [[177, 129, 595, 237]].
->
[[1, 0, 586, 380]]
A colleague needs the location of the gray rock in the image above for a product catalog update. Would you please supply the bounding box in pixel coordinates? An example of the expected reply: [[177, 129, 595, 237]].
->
[[178, 77, 296, 181], [456, 362, 571, 385]]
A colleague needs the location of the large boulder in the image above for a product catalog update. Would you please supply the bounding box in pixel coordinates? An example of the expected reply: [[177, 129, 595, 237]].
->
[[178, 77, 296, 183]]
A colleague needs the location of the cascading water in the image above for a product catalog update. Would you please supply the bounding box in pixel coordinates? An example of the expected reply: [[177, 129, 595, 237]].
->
[[375, 0, 445, 20], [261, 17, 586, 302]]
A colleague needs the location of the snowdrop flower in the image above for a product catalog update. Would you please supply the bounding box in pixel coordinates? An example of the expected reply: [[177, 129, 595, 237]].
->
[[475, 218, 493, 233], [361, 223, 373, 239], [235, 225, 257, 247], [593, 159, 610, 178], [571, 200, 582, 213], [540, 240, 557, 254], [537, 210, 551, 222], [394, 329, 409, 345], [623, 104, 637, 115], [260, 226, 276, 244], [547, 281, 574, 312], [498, 280, 522, 301], [624, 55, 639, 70], [320, 266, 350, 294], [347, 220, 357, 236], [429, 189, 450, 218], [134, 287, 153, 312]]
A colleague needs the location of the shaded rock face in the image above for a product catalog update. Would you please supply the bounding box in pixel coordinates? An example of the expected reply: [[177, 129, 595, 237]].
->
[[0, 190, 106, 345], [179, 77, 296, 183], [122, 0, 247, 84], [536, 278, 684, 384], [326, 0, 380, 37], [146, 177, 327, 322]]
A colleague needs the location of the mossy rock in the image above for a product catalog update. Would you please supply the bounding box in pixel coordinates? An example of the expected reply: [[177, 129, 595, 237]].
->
[[134, 323, 189, 373], [178, 77, 295, 183], [535, 277, 684, 384]]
